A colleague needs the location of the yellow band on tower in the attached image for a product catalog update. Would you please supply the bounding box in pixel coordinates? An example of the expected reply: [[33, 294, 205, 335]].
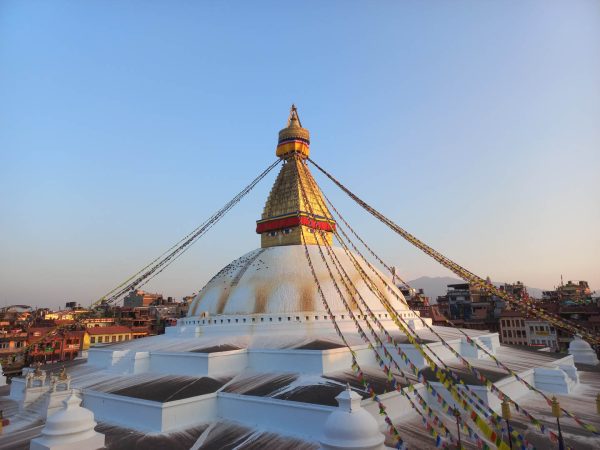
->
[[276, 140, 310, 158]]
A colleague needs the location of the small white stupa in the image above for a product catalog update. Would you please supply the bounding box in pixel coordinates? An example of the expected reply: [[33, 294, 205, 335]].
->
[[30, 391, 105, 450], [568, 336, 600, 366], [320, 385, 387, 450]]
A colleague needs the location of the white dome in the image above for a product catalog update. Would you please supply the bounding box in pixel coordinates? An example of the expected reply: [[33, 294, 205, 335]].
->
[[568, 336, 600, 365], [320, 387, 385, 450], [569, 336, 591, 351], [189, 245, 407, 317], [42, 393, 97, 438], [30, 391, 105, 450]]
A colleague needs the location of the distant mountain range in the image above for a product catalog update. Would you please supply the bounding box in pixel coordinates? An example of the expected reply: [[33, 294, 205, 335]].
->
[[406, 276, 545, 303]]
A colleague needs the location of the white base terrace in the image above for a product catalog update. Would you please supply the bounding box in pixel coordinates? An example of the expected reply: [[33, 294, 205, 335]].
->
[[5, 322, 590, 449]]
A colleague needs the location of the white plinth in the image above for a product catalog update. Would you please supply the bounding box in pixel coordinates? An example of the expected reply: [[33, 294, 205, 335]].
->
[[30, 432, 105, 450]]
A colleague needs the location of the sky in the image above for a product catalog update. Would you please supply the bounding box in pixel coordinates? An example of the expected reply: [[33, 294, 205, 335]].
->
[[1, 1, 599, 309]]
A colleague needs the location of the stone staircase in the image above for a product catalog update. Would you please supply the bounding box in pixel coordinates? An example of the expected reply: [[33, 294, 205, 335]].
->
[[4, 391, 48, 432]]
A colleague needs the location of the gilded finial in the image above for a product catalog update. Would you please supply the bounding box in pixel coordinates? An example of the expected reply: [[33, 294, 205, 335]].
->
[[287, 104, 302, 128], [277, 104, 310, 159]]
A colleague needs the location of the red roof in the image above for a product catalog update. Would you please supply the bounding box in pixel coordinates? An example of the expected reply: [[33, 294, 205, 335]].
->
[[87, 326, 132, 335]]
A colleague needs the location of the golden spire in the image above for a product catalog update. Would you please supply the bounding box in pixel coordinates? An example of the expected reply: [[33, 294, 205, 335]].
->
[[276, 104, 310, 159], [287, 104, 302, 127], [257, 107, 335, 248]]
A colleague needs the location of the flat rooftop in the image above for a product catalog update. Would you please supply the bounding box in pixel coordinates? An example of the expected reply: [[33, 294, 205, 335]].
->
[[84, 374, 230, 403], [223, 370, 410, 407]]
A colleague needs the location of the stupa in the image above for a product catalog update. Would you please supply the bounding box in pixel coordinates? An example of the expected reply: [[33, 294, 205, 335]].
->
[[3, 107, 600, 450]]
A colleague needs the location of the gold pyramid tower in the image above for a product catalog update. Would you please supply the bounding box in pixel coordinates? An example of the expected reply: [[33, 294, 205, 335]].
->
[[256, 106, 336, 248]]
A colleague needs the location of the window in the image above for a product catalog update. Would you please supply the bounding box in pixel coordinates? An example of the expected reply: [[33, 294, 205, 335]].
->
[[98, 336, 103, 343], [112, 336, 117, 342], [268, 231, 278, 237], [283, 228, 292, 235]]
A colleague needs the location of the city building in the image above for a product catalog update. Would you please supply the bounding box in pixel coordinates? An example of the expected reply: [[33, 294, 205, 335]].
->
[[116, 307, 155, 338], [27, 327, 89, 364], [543, 279, 594, 304], [498, 311, 528, 346], [123, 289, 164, 308], [0, 330, 28, 366], [436, 282, 505, 331], [525, 319, 558, 350], [400, 287, 448, 326], [87, 326, 132, 346], [82, 317, 117, 328], [499, 311, 558, 350]]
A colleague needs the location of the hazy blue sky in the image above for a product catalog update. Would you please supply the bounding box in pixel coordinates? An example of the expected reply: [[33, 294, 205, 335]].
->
[[1, 1, 599, 309]]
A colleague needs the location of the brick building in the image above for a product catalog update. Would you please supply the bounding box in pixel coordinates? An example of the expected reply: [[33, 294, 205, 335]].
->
[[27, 327, 89, 364]]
